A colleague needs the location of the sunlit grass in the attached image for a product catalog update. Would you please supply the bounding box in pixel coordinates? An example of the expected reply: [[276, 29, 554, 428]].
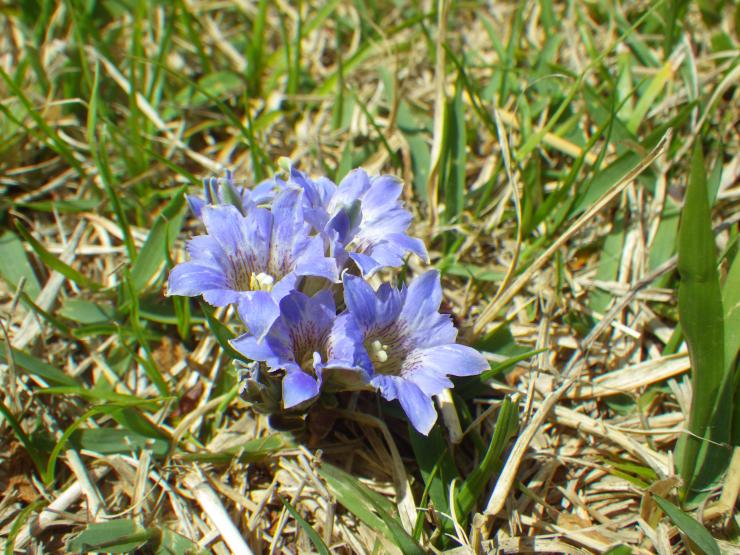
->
[[0, 0, 738, 552]]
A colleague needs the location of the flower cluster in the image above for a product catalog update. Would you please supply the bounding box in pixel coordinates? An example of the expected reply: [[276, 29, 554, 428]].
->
[[168, 165, 488, 435]]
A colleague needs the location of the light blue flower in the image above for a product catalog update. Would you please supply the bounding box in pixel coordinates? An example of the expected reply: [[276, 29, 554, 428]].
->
[[343, 270, 488, 435], [289, 166, 428, 277], [167, 189, 338, 340], [231, 290, 370, 408]]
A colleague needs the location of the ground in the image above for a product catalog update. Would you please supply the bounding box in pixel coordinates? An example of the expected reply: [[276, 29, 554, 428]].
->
[[0, 1, 738, 553]]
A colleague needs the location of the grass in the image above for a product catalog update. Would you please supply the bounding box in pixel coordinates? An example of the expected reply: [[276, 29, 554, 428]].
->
[[1, 0, 738, 553]]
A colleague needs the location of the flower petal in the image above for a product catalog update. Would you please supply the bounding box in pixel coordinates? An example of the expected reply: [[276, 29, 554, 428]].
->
[[167, 261, 227, 298], [294, 236, 338, 282], [361, 175, 403, 221], [283, 370, 320, 408], [201, 205, 246, 256], [327, 313, 372, 372], [343, 274, 378, 329], [400, 270, 443, 331], [231, 331, 287, 367], [348, 252, 384, 277], [186, 195, 206, 218], [372, 375, 437, 435], [408, 344, 489, 383], [237, 291, 281, 342], [186, 235, 227, 266], [202, 287, 241, 306], [330, 168, 370, 212]]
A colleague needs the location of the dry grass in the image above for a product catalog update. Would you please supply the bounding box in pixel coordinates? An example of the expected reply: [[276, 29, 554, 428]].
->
[[1, 1, 739, 553]]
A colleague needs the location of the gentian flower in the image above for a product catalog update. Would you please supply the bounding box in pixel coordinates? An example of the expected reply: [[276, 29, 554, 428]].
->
[[343, 270, 488, 435], [231, 289, 370, 408], [288, 167, 428, 277], [167, 189, 338, 339], [187, 169, 275, 218]]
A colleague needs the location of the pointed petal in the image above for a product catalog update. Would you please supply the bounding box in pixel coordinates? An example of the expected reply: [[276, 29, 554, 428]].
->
[[343, 274, 378, 329], [294, 236, 338, 282], [201, 205, 246, 256], [349, 252, 384, 277], [270, 273, 299, 301], [406, 344, 489, 384], [372, 375, 437, 435], [400, 270, 443, 331], [330, 168, 370, 211], [186, 195, 206, 218], [231, 332, 285, 366], [202, 288, 241, 306], [361, 175, 403, 221], [167, 262, 227, 298], [269, 188, 304, 271]]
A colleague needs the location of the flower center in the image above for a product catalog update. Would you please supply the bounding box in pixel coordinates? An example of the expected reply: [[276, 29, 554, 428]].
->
[[228, 252, 275, 292], [364, 327, 408, 376], [368, 339, 389, 364], [249, 272, 275, 292]]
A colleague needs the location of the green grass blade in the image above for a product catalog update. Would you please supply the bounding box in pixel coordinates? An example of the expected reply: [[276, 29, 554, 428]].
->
[[0, 67, 84, 175], [280, 497, 331, 555], [652, 495, 720, 555], [0, 400, 47, 478], [15, 223, 102, 291], [87, 62, 138, 264], [130, 187, 187, 291], [456, 396, 518, 517], [0, 346, 79, 387], [408, 426, 460, 541], [318, 463, 425, 554], [676, 143, 728, 500], [4, 499, 47, 555], [67, 520, 154, 553], [0, 231, 41, 299]]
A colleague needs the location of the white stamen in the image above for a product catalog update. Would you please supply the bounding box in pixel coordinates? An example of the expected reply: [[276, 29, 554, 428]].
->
[[370, 339, 389, 364], [249, 272, 275, 292]]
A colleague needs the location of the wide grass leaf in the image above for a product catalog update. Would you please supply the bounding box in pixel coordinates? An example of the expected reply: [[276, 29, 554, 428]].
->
[[652, 495, 721, 555], [676, 143, 729, 500], [456, 396, 519, 517], [130, 188, 187, 292], [67, 520, 155, 553], [318, 463, 424, 555], [0, 231, 41, 299], [0, 346, 79, 387]]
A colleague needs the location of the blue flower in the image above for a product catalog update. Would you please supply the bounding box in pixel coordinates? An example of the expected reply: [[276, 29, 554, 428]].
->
[[231, 290, 370, 408], [168, 188, 338, 339], [343, 270, 488, 435], [187, 170, 275, 218], [289, 167, 428, 277]]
